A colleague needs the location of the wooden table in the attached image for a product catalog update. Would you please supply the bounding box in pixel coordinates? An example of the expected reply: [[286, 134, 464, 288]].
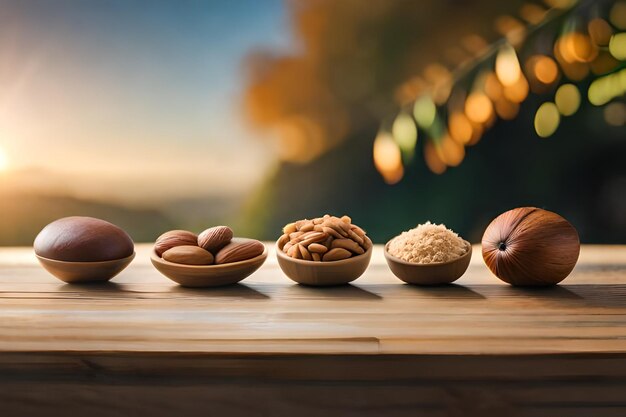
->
[[1, 244, 625, 416]]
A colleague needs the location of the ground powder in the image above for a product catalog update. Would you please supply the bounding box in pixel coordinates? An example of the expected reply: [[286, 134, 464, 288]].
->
[[387, 222, 467, 264]]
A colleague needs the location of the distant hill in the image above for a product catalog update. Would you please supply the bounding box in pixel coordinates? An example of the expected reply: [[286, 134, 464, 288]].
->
[[0, 167, 249, 246], [0, 191, 176, 246]]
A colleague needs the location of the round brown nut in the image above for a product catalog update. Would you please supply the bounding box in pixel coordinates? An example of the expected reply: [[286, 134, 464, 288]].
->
[[154, 230, 198, 256], [215, 238, 265, 264], [34, 216, 134, 262], [162, 245, 214, 265], [198, 226, 233, 253]]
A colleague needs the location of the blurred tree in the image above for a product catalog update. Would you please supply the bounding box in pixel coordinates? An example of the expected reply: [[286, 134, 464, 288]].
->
[[241, 0, 626, 244]]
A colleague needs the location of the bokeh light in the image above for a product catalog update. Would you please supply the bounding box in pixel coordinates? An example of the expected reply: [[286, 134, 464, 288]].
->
[[448, 112, 473, 144], [519, 3, 547, 24], [534, 102, 561, 138], [544, 0, 576, 9], [610, 1, 626, 30], [604, 102, 626, 126], [590, 51, 620, 75], [588, 69, 626, 106], [435, 135, 465, 167], [392, 113, 418, 155], [588, 18, 613, 46], [424, 140, 446, 174], [496, 44, 522, 86], [532, 55, 559, 84], [373, 132, 404, 184], [555, 84, 581, 116], [275, 116, 325, 163], [466, 120, 484, 146], [559, 32, 597, 63], [609, 33, 626, 60], [413, 96, 437, 129], [554, 37, 590, 80], [494, 97, 520, 120], [503, 73, 529, 103], [484, 72, 504, 101], [465, 92, 494, 124]]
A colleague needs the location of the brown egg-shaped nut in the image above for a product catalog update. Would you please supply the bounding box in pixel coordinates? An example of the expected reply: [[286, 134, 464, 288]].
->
[[34, 216, 134, 262], [162, 245, 214, 265], [198, 226, 233, 253], [482, 207, 580, 286], [154, 230, 198, 256], [215, 238, 265, 264]]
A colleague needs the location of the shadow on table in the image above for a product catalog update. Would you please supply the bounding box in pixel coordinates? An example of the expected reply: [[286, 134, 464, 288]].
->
[[395, 283, 486, 299], [58, 281, 123, 292], [470, 285, 582, 304], [283, 284, 382, 300], [564, 284, 626, 307], [168, 284, 270, 300], [471, 284, 626, 307]]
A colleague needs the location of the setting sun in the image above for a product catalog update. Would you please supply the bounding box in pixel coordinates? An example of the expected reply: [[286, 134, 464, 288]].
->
[[0, 147, 8, 171]]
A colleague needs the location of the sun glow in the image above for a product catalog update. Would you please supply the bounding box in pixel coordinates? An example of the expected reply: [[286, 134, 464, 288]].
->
[[0, 147, 8, 171]]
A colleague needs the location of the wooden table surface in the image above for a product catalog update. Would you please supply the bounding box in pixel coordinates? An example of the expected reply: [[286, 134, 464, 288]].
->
[[1, 243, 626, 417]]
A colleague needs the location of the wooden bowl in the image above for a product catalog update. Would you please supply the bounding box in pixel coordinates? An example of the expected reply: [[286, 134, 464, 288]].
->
[[384, 240, 472, 285], [150, 248, 267, 287], [36, 253, 135, 284], [276, 242, 372, 286]]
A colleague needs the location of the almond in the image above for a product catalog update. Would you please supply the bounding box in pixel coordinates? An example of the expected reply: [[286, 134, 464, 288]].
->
[[215, 238, 265, 264], [348, 230, 364, 246], [283, 223, 297, 234], [322, 248, 352, 262], [154, 230, 198, 256], [298, 244, 312, 260], [280, 215, 370, 262], [350, 225, 366, 239], [299, 222, 315, 233], [331, 238, 365, 255], [308, 243, 328, 253], [162, 245, 214, 265], [299, 231, 327, 246], [197, 226, 233, 253], [321, 226, 343, 239], [287, 243, 301, 259]]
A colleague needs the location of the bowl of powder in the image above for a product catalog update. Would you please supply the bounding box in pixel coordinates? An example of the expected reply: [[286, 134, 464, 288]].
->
[[384, 222, 472, 285]]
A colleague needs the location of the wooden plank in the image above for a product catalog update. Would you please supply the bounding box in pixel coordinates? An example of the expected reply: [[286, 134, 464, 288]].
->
[[0, 245, 625, 355], [0, 353, 626, 417]]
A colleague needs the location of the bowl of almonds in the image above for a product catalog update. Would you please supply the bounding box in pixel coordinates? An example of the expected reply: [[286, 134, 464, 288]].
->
[[276, 215, 372, 286], [150, 226, 267, 287]]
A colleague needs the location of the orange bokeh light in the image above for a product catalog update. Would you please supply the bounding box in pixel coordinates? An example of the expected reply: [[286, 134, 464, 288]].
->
[[435, 135, 465, 167], [424, 141, 447, 174], [502, 74, 529, 103], [533, 55, 559, 84], [588, 18, 613, 46], [465, 92, 493, 124], [448, 112, 473, 144], [373, 132, 404, 184]]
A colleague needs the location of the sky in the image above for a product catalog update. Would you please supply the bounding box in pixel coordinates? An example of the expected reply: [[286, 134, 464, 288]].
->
[[0, 0, 292, 202]]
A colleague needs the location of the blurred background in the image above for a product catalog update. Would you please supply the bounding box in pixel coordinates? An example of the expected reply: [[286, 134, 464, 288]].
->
[[0, 0, 624, 246]]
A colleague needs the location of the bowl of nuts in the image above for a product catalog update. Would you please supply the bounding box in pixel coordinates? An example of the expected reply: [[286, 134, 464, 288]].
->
[[276, 215, 372, 286], [150, 226, 267, 287]]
